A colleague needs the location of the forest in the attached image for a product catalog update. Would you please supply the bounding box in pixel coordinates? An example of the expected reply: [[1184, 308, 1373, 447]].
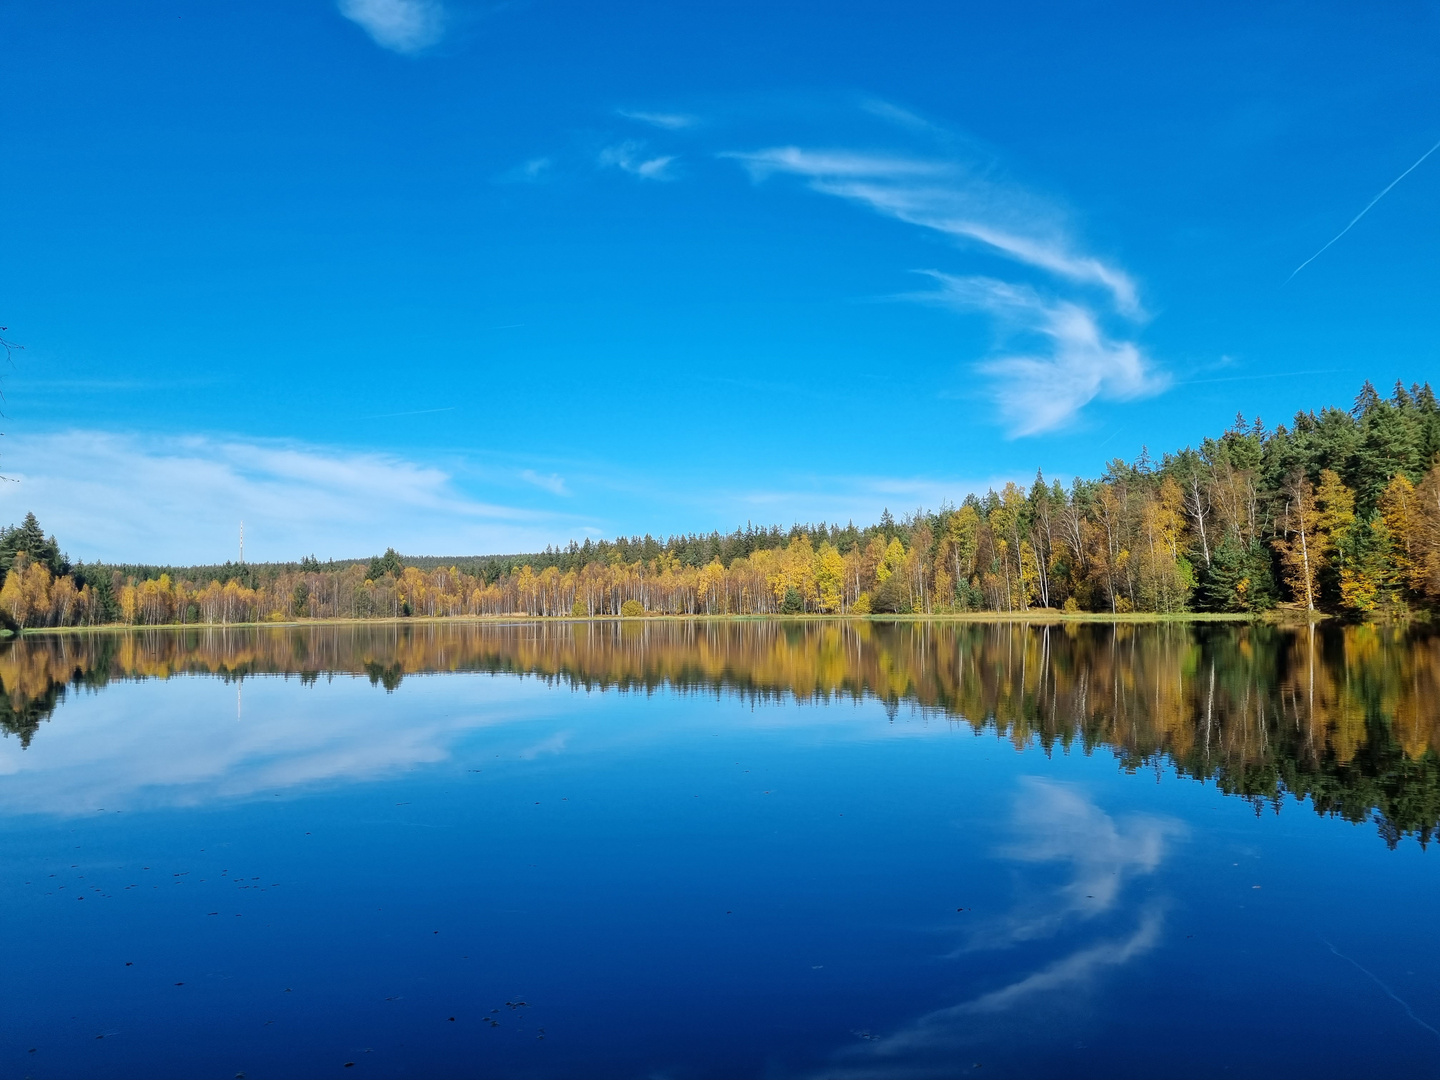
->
[[6, 378, 1440, 628]]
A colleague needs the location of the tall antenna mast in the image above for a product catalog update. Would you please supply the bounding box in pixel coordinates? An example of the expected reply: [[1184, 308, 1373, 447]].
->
[[239, 520, 245, 564]]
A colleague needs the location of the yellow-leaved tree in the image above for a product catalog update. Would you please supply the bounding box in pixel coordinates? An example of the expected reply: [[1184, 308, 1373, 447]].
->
[[1379, 473, 1419, 594], [1312, 469, 1376, 614], [815, 542, 845, 613], [0, 553, 52, 629], [875, 536, 906, 583], [696, 559, 726, 614]]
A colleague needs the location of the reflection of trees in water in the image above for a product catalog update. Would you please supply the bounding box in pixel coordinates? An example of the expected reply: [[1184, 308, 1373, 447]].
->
[[4, 621, 1440, 844], [0, 679, 64, 748], [0, 632, 126, 748]]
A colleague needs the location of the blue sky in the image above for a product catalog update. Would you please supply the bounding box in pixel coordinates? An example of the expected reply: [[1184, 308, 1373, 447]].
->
[[2, 1, 1438, 563]]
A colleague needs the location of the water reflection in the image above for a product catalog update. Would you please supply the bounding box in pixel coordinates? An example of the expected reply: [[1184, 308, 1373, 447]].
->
[[826, 781, 1178, 1079], [983, 778, 1180, 947], [0, 674, 515, 815], [3, 619, 1439, 844]]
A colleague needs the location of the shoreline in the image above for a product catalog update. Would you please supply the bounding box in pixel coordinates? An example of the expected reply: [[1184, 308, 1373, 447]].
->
[[15, 610, 1320, 636]]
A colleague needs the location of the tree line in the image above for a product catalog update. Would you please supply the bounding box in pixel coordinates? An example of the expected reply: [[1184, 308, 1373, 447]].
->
[[7, 379, 1440, 627]]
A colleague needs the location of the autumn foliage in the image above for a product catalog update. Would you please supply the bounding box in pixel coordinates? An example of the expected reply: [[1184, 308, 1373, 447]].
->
[[7, 379, 1440, 625]]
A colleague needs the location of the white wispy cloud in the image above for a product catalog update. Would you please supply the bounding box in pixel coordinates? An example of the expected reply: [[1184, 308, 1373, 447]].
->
[[0, 430, 566, 564], [337, 0, 445, 55], [599, 141, 678, 181], [724, 135, 1160, 434], [496, 157, 553, 184], [724, 146, 1140, 316], [919, 273, 1166, 436], [617, 109, 698, 130], [860, 99, 948, 137], [519, 469, 568, 496]]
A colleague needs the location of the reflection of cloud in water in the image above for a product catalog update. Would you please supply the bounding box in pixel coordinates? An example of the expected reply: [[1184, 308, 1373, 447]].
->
[[828, 911, 1163, 1078], [0, 671, 970, 819], [0, 674, 549, 816], [974, 777, 1183, 949], [820, 780, 1180, 1079], [518, 730, 571, 759], [962, 907, 1163, 1013]]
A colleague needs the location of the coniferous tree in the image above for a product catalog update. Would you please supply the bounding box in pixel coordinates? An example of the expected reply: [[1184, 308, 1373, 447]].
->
[[0, 513, 67, 576]]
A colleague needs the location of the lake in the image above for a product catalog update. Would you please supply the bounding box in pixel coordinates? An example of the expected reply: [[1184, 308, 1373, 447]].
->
[[1, 620, 1438, 1079]]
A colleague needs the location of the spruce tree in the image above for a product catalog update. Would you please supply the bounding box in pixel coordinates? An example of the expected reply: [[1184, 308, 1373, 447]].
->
[[0, 513, 67, 575]]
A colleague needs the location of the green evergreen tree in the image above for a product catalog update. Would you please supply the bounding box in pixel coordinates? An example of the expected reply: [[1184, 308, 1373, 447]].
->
[[0, 512, 67, 576], [1196, 534, 1276, 612], [367, 548, 404, 580]]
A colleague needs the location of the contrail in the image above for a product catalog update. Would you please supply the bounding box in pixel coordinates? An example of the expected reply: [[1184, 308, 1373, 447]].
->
[[1286, 136, 1440, 282]]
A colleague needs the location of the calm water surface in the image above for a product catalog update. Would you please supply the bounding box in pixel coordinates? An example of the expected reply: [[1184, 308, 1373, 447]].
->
[[2, 620, 1438, 1079]]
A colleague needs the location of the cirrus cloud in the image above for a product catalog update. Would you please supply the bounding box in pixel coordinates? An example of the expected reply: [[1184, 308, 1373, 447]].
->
[[0, 430, 571, 564], [724, 146, 1141, 317], [724, 124, 1162, 435], [337, 0, 445, 55], [917, 273, 1166, 436], [599, 141, 678, 181], [618, 109, 699, 130]]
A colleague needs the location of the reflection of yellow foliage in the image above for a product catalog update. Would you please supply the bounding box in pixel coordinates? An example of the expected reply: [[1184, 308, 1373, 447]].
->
[[5, 621, 1440, 789]]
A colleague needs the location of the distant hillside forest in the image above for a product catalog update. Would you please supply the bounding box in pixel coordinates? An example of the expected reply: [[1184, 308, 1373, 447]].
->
[[7, 379, 1440, 628]]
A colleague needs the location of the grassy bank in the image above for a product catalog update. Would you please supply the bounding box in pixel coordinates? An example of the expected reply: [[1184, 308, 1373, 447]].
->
[[15, 609, 1319, 636]]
